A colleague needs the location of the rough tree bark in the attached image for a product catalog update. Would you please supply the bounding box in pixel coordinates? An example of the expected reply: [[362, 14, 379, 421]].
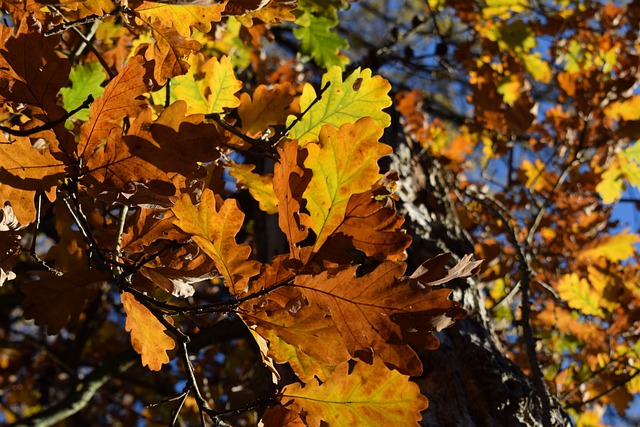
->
[[389, 135, 573, 426]]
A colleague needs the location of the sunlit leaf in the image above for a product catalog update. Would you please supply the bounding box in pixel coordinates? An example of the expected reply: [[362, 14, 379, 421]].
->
[[578, 230, 640, 262], [121, 291, 176, 371], [280, 358, 429, 427], [293, 10, 349, 69], [60, 62, 106, 122], [228, 162, 278, 214], [303, 118, 391, 252], [287, 67, 392, 144], [172, 189, 261, 294], [173, 55, 243, 115]]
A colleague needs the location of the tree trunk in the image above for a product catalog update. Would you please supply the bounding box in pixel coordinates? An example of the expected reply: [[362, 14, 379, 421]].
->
[[390, 141, 573, 426]]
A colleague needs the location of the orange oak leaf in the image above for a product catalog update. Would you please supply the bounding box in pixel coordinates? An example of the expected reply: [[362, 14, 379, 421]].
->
[[83, 100, 220, 205], [121, 208, 189, 255], [138, 245, 219, 298], [280, 358, 429, 427], [125, 100, 221, 175], [79, 56, 148, 161], [259, 405, 306, 427], [236, 83, 294, 140], [121, 291, 176, 371], [0, 135, 66, 224], [273, 140, 312, 262], [294, 256, 478, 375], [21, 271, 103, 335], [172, 188, 261, 294], [241, 275, 350, 382], [0, 19, 71, 125], [139, 28, 202, 83], [59, 0, 117, 17], [316, 184, 411, 263], [303, 118, 392, 253]]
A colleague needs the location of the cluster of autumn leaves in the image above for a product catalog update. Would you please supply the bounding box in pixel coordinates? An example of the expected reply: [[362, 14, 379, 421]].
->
[[0, 1, 485, 425]]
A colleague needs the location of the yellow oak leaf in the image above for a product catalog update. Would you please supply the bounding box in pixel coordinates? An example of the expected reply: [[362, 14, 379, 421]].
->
[[578, 230, 640, 262], [520, 158, 557, 193], [280, 358, 429, 427], [557, 273, 605, 318], [173, 55, 243, 115], [228, 162, 278, 214], [605, 96, 640, 121], [121, 291, 175, 371], [497, 74, 522, 105], [59, 0, 116, 17], [171, 189, 261, 294], [134, 1, 227, 38], [303, 118, 391, 252], [287, 67, 392, 145], [523, 52, 552, 83]]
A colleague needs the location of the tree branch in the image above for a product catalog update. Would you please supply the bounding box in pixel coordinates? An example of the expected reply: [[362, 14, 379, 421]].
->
[[8, 348, 138, 427]]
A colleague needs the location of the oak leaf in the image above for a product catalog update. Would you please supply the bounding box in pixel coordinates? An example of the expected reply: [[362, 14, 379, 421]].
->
[[121, 291, 176, 371], [134, 1, 227, 38], [293, 10, 350, 69], [316, 184, 411, 263], [596, 141, 640, 204], [139, 28, 202, 83], [84, 100, 220, 205], [228, 162, 278, 214], [259, 405, 305, 427], [294, 256, 477, 375], [303, 118, 392, 253], [280, 358, 429, 427], [287, 67, 392, 144], [79, 55, 148, 160], [172, 189, 261, 294], [236, 83, 294, 140], [60, 62, 106, 123], [173, 55, 243, 115], [557, 273, 604, 318], [0, 20, 70, 123], [0, 135, 66, 224], [21, 271, 103, 335], [578, 230, 640, 262], [242, 283, 350, 382], [234, 0, 297, 27], [59, 0, 117, 17], [273, 140, 311, 262]]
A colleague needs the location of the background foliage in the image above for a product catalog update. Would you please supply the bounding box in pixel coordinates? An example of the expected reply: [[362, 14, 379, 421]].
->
[[0, 0, 639, 426]]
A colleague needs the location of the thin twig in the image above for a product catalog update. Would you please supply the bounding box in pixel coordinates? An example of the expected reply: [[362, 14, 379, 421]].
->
[[0, 96, 94, 137], [44, 14, 109, 37], [277, 81, 331, 143], [464, 188, 553, 427]]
